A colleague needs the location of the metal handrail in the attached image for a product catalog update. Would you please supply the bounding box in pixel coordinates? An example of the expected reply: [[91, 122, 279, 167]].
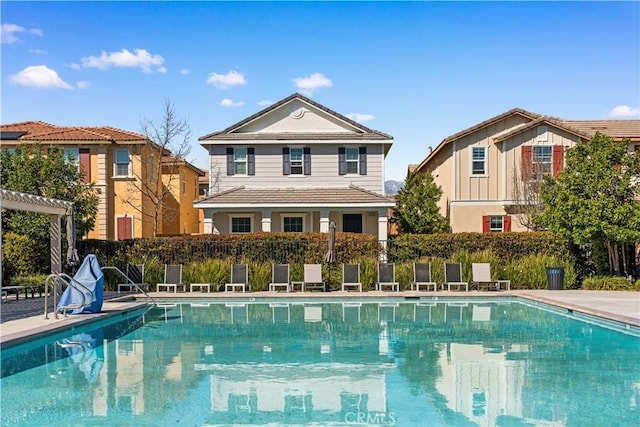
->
[[102, 266, 156, 306], [44, 273, 94, 319]]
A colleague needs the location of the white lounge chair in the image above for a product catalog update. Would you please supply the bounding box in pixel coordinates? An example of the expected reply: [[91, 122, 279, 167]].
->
[[302, 263, 326, 292], [471, 263, 510, 291]]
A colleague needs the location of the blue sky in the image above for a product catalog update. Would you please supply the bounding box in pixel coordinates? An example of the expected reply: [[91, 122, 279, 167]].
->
[[2, 1, 639, 181]]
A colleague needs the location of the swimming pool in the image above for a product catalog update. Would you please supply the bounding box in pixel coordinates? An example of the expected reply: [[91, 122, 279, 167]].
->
[[1, 298, 639, 426]]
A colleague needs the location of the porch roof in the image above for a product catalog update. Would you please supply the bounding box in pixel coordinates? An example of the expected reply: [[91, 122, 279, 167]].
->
[[194, 185, 395, 209]]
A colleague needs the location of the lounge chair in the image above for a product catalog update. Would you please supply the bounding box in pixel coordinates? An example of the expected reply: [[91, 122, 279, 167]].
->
[[444, 262, 469, 291], [302, 263, 327, 292], [117, 264, 148, 293], [157, 264, 184, 293], [225, 264, 249, 292], [412, 263, 437, 291], [268, 263, 291, 292], [341, 264, 362, 292], [471, 263, 510, 291], [376, 263, 399, 291]]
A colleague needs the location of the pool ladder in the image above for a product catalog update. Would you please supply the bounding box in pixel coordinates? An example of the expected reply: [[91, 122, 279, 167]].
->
[[44, 273, 94, 319]]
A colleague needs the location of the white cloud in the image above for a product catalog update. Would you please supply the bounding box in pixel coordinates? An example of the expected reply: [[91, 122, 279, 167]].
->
[[180, 69, 191, 75], [293, 72, 332, 96], [157, 66, 167, 74], [609, 105, 640, 118], [10, 65, 73, 90], [1, 23, 42, 44], [81, 48, 165, 73], [207, 70, 246, 89], [30, 49, 46, 55], [220, 98, 245, 108], [76, 81, 90, 89], [347, 113, 375, 123], [258, 100, 273, 107]]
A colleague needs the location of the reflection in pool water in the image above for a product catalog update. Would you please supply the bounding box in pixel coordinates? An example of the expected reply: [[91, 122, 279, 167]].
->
[[1, 299, 639, 426]]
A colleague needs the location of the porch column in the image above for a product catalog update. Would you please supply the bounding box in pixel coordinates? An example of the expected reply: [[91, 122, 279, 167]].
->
[[50, 214, 62, 273], [202, 209, 218, 234], [319, 209, 330, 233], [261, 210, 272, 232]]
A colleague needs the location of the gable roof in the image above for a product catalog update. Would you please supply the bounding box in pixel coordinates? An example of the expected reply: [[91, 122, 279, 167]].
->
[[198, 92, 393, 142], [562, 120, 640, 141], [0, 121, 147, 143], [492, 116, 592, 144]]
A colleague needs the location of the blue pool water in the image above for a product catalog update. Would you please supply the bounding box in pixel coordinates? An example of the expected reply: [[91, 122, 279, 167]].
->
[[1, 298, 639, 426]]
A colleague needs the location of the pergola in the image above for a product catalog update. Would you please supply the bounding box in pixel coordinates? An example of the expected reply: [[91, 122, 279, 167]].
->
[[0, 189, 74, 285]]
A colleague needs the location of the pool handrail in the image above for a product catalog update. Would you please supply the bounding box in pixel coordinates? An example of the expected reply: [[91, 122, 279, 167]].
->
[[44, 273, 93, 319], [102, 266, 156, 306]]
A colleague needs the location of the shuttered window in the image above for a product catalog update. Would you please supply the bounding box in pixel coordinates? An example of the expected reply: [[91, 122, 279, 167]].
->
[[482, 215, 511, 233], [227, 147, 255, 176], [339, 147, 367, 175]]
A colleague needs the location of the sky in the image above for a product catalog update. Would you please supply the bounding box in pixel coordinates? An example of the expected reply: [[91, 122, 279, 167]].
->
[[2, 1, 639, 182]]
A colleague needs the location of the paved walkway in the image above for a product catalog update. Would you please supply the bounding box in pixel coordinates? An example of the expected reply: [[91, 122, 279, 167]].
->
[[1, 290, 638, 346]]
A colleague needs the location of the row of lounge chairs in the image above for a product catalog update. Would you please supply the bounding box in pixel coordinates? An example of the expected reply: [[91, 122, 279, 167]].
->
[[117, 262, 509, 293]]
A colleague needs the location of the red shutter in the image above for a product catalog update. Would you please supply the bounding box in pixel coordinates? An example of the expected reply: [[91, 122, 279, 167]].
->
[[79, 149, 91, 183], [552, 145, 564, 177], [503, 215, 511, 232], [521, 146, 532, 180], [482, 215, 490, 233], [117, 217, 132, 240]]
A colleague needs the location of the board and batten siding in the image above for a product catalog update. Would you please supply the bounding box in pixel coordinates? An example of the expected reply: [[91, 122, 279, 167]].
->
[[208, 142, 385, 194]]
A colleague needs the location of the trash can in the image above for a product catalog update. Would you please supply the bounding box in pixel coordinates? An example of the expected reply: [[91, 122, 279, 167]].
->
[[546, 267, 564, 290]]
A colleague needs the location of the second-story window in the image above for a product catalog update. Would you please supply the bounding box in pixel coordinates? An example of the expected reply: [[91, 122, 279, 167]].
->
[[532, 146, 552, 180], [471, 147, 486, 175], [226, 147, 255, 176], [290, 148, 303, 174], [283, 147, 311, 175], [234, 148, 247, 175], [115, 148, 131, 177], [339, 147, 367, 176]]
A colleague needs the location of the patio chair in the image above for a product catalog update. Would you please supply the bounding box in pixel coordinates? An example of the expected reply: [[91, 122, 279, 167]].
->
[[412, 262, 437, 291], [376, 263, 399, 291], [302, 263, 327, 292], [157, 264, 184, 293], [471, 263, 510, 291], [444, 262, 469, 291], [117, 264, 148, 293], [225, 264, 249, 292], [268, 264, 291, 292], [341, 264, 362, 292]]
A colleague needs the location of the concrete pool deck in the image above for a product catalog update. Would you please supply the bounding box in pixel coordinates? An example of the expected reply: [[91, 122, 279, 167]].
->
[[1, 290, 638, 347]]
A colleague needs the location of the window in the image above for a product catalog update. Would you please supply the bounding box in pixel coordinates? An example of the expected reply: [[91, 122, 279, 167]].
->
[[283, 147, 310, 175], [482, 215, 511, 233], [489, 216, 503, 232], [231, 217, 251, 233], [234, 148, 247, 175], [342, 213, 363, 233], [64, 148, 79, 165], [283, 216, 303, 232], [471, 147, 486, 175], [339, 147, 367, 176], [115, 148, 131, 177], [290, 148, 303, 175], [181, 171, 186, 194], [532, 146, 552, 180]]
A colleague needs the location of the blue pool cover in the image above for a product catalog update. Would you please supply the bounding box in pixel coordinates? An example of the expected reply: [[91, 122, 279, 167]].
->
[[57, 254, 104, 314]]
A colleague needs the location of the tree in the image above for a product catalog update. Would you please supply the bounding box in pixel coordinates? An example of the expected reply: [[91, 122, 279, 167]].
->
[[122, 98, 192, 237], [0, 144, 99, 274], [391, 172, 449, 234], [510, 155, 545, 231], [535, 133, 640, 275]]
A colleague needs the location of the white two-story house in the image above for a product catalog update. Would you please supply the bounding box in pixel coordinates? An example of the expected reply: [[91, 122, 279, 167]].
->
[[194, 93, 395, 241], [413, 108, 640, 233]]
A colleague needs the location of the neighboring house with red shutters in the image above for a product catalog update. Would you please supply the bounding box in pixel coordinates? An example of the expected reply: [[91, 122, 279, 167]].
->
[[412, 109, 640, 233], [195, 93, 395, 240]]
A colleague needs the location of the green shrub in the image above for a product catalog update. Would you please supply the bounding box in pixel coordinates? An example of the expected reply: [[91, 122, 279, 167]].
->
[[183, 259, 231, 291], [2, 232, 48, 277], [503, 254, 577, 289], [9, 274, 49, 288], [582, 276, 640, 291]]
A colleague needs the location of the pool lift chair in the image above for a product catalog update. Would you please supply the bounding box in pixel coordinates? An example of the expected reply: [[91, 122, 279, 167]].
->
[[376, 263, 400, 292], [471, 263, 510, 291], [444, 263, 469, 292], [268, 264, 291, 292], [412, 263, 438, 291], [225, 264, 249, 292]]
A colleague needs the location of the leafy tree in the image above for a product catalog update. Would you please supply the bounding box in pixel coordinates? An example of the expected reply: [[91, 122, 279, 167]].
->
[[536, 133, 640, 275], [0, 144, 99, 274], [391, 172, 449, 234], [121, 98, 192, 237]]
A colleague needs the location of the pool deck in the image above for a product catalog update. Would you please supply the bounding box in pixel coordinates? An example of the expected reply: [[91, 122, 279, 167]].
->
[[1, 290, 638, 347]]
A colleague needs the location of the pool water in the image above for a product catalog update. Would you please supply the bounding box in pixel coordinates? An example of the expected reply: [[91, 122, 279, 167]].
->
[[1, 299, 639, 426]]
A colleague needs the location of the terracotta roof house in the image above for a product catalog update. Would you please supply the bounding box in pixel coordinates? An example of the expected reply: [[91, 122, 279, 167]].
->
[[0, 121, 204, 239], [413, 109, 640, 233], [195, 93, 395, 240]]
